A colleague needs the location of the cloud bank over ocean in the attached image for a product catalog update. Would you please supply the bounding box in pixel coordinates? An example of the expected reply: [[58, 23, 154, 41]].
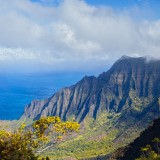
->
[[0, 0, 160, 72]]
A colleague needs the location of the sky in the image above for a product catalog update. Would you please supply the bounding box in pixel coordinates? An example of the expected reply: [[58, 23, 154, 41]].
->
[[0, 0, 160, 73]]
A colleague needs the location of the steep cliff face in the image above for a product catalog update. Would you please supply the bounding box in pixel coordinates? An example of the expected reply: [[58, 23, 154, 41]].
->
[[21, 56, 160, 123]]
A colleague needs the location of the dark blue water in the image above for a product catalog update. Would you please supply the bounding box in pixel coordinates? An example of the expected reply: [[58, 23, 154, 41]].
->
[[0, 72, 85, 120]]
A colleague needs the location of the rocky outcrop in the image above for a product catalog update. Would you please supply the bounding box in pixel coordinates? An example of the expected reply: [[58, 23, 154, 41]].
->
[[21, 56, 160, 123]]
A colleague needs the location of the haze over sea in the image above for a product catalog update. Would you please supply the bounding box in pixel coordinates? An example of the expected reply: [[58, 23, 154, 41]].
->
[[0, 72, 86, 120]]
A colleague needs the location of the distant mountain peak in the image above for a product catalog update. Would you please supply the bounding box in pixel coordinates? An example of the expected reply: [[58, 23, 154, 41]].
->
[[119, 55, 159, 63], [120, 55, 132, 60], [118, 55, 145, 61], [115, 55, 145, 65]]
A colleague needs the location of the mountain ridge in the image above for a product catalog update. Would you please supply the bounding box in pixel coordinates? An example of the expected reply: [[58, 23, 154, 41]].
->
[[21, 55, 160, 124], [19, 55, 160, 159]]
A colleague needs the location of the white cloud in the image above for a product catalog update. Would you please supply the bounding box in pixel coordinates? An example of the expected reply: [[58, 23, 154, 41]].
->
[[0, 0, 160, 73]]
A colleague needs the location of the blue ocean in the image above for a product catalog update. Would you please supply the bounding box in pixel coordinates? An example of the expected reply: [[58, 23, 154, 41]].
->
[[0, 72, 85, 120]]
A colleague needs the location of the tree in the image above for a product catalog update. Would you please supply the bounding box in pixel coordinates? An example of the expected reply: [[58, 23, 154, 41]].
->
[[136, 138, 160, 160], [0, 116, 80, 160]]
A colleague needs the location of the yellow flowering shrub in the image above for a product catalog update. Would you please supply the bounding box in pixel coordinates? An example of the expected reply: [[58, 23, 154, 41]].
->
[[0, 116, 80, 160]]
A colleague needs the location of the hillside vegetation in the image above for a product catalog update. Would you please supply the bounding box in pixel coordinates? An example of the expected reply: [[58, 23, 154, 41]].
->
[[113, 117, 160, 160], [0, 116, 79, 160]]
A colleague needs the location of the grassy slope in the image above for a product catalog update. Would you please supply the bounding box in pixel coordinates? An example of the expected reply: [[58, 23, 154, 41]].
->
[[41, 99, 159, 160], [0, 120, 21, 131], [41, 112, 129, 159]]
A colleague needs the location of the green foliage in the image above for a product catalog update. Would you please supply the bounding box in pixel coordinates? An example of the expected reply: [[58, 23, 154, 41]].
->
[[136, 138, 160, 160], [42, 113, 120, 159], [0, 116, 80, 160]]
